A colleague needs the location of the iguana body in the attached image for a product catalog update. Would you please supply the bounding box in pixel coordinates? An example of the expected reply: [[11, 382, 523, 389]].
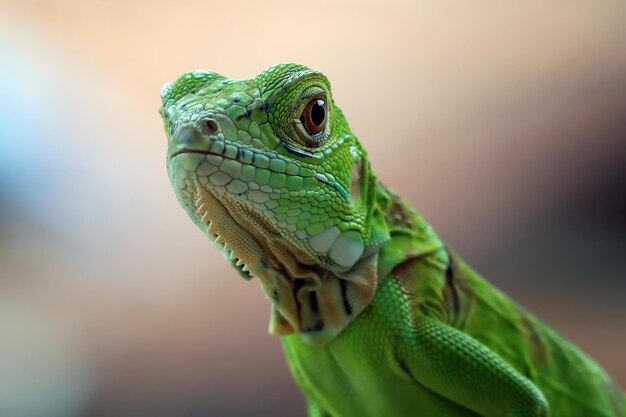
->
[[160, 63, 625, 417]]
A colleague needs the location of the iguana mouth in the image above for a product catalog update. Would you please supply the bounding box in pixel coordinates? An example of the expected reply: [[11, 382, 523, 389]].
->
[[170, 149, 215, 159]]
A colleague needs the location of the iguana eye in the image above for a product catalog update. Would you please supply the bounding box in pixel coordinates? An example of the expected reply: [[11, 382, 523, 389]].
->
[[300, 98, 327, 136]]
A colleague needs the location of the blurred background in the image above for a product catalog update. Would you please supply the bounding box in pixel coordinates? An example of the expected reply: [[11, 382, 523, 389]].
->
[[0, 1, 625, 416]]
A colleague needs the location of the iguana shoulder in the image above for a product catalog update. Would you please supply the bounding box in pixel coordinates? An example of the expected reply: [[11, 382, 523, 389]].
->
[[383, 190, 625, 417]]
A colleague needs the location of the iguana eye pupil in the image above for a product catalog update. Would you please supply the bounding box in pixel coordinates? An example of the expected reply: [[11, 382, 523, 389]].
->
[[301, 98, 326, 136], [311, 100, 325, 126]]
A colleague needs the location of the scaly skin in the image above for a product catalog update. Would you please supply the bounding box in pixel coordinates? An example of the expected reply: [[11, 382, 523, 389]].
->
[[161, 63, 625, 417]]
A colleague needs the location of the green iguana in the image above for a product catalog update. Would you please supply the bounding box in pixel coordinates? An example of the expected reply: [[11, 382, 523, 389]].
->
[[160, 63, 625, 417]]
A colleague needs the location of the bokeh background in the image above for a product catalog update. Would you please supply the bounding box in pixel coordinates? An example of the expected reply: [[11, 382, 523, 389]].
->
[[1, 1, 625, 416]]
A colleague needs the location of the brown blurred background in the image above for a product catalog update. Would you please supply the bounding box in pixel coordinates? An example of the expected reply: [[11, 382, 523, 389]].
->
[[0, 1, 625, 416]]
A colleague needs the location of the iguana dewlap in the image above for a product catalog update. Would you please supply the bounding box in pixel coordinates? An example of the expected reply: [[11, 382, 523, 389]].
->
[[161, 63, 625, 417]]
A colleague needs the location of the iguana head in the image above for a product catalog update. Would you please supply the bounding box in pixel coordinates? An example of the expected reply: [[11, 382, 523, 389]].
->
[[161, 63, 390, 342]]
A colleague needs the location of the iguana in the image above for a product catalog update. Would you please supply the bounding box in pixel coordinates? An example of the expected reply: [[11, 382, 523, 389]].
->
[[160, 63, 625, 417]]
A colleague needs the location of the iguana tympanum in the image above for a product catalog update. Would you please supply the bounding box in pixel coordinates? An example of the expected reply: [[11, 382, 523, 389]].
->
[[160, 63, 624, 417]]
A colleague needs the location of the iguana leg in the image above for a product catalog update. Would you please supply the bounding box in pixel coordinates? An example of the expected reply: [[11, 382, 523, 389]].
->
[[398, 315, 549, 417]]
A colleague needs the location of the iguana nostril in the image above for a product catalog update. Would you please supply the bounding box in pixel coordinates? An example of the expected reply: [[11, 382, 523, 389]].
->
[[200, 118, 219, 135]]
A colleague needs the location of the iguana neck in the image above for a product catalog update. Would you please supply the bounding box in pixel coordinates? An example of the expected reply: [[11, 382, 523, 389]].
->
[[269, 180, 444, 344]]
